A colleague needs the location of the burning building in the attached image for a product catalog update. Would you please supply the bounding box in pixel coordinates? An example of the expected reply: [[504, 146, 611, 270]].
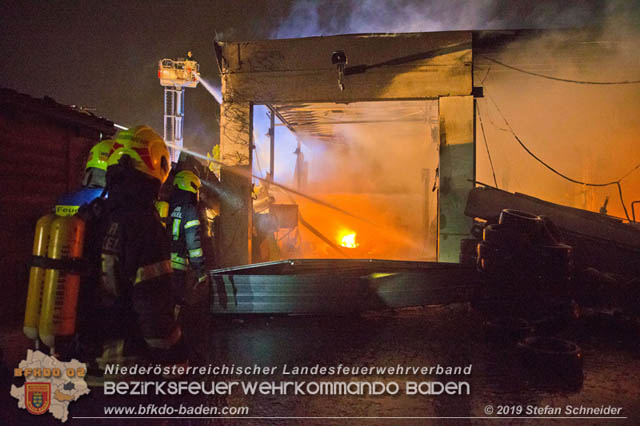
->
[[215, 31, 476, 266], [213, 29, 639, 268], [208, 29, 639, 314]]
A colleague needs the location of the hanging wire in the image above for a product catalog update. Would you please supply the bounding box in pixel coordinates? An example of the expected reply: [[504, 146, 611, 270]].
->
[[480, 63, 492, 84], [253, 139, 264, 180], [486, 93, 639, 222], [480, 55, 640, 85], [476, 102, 499, 188]]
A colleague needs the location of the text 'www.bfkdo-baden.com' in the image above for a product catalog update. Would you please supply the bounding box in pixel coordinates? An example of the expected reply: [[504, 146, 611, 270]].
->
[[101, 403, 249, 417]]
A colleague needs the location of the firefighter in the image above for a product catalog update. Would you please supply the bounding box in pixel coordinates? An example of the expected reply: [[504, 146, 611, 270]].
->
[[77, 125, 184, 366], [24, 139, 114, 354], [169, 170, 207, 306], [168, 170, 207, 309], [54, 139, 114, 216], [82, 139, 114, 189]]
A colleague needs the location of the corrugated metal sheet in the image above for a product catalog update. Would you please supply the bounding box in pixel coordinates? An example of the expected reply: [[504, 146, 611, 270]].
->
[[210, 259, 479, 314]]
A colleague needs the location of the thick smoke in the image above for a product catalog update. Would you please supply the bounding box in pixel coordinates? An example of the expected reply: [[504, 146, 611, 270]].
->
[[274, 0, 612, 39], [300, 102, 439, 259], [271, 0, 640, 216], [254, 102, 439, 260], [261, 0, 640, 260], [474, 17, 640, 218]]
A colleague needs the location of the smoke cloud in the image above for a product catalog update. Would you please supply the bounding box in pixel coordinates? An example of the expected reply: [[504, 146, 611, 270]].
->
[[474, 16, 640, 219], [253, 101, 440, 260], [257, 0, 640, 260], [273, 1, 640, 212], [274, 0, 616, 39]]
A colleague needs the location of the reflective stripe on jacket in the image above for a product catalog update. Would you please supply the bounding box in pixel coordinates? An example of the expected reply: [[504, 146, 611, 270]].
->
[[168, 198, 204, 275], [98, 199, 177, 344]]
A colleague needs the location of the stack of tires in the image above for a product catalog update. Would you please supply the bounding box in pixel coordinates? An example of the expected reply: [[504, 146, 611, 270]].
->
[[459, 221, 485, 267], [477, 209, 573, 300], [474, 209, 583, 388]]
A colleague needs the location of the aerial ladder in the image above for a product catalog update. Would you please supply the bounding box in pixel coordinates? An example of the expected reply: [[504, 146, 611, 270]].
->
[[158, 53, 200, 163]]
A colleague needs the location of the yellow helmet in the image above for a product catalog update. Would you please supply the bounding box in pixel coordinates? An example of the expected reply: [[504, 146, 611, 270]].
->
[[86, 140, 115, 171], [107, 125, 171, 183], [173, 170, 201, 194]]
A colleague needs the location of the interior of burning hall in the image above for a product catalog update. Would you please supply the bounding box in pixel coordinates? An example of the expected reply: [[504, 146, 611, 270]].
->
[[217, 29, 640, 267], [250, 101, 440, 261], [215, 31, 476, 266]]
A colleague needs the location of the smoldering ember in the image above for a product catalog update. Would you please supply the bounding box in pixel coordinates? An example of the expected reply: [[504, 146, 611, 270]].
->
[[1, 1, 639, 424]]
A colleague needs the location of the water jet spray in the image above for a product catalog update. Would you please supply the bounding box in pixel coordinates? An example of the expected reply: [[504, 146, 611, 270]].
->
[[195, 74, 222, 104], [164, 142, 371, 224]]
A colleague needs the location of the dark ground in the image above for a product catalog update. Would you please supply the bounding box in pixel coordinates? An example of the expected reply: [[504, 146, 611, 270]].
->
[[1, 301, 639, 426]]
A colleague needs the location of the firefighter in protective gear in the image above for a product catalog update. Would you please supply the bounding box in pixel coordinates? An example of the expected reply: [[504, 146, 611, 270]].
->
[[24, 139, 114, 350], [55, 139, 114, 216], [84, 139, 114, 188], [76, 125, 185, 365], [168, 170, 207, 306]]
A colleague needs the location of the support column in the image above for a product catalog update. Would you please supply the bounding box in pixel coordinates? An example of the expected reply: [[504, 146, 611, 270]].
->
[[269, 109, 275, 181], [219, 101, 253, 266], [438, 96, 475, 262]]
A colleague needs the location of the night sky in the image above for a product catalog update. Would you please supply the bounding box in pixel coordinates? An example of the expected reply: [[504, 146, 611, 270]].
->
[[0, 0, 294, 153], [1, 0, 637, 155]]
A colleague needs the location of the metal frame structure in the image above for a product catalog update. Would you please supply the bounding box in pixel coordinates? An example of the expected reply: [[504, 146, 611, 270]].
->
[[158, 58, 200, 162], [216, 32, 476, 266], [163, 87, 184, 163]]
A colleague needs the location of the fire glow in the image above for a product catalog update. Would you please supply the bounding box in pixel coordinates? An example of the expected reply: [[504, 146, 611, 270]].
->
[[339, 230, 359, 248]]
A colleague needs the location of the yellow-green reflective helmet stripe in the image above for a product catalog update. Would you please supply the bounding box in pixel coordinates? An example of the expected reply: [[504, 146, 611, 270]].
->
[[173, 170, 201, 194], [86, 140, 115, 171]]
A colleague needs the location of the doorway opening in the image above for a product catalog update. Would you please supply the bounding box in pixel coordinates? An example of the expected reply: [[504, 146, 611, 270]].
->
[[251, 100, 440, 262]]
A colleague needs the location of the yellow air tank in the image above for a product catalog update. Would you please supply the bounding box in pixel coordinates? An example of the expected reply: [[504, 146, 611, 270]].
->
[[155, 200, 169, 228], [38, 215, 85, 348], [23, 214, 55, 340]]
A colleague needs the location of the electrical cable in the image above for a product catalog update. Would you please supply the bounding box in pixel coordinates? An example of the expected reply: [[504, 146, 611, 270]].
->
[[253, 141, 264, 178], [480, 64, 492, 84], [486, 93, 639, 222], [476, 102, 499, 188], [481, 55, 640, 85]]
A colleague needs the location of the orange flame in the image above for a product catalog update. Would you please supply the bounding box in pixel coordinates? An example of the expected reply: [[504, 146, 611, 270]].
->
[[338, 230, 359, 248]]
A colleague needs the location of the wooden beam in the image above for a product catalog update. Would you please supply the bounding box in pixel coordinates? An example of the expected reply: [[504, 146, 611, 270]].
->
[[220, 32, 472, 103], [221, 32, 471, 73], [223, 67, 471, 103]]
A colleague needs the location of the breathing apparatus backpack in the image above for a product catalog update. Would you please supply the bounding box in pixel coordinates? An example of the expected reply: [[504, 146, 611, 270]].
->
[[23, 197, 105, 351]]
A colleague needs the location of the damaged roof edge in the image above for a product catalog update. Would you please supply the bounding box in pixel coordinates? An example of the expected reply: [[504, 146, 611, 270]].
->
[[0, 87, 117, 137], [216, 28, 607, 46], [216, 30, 474, 45]]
